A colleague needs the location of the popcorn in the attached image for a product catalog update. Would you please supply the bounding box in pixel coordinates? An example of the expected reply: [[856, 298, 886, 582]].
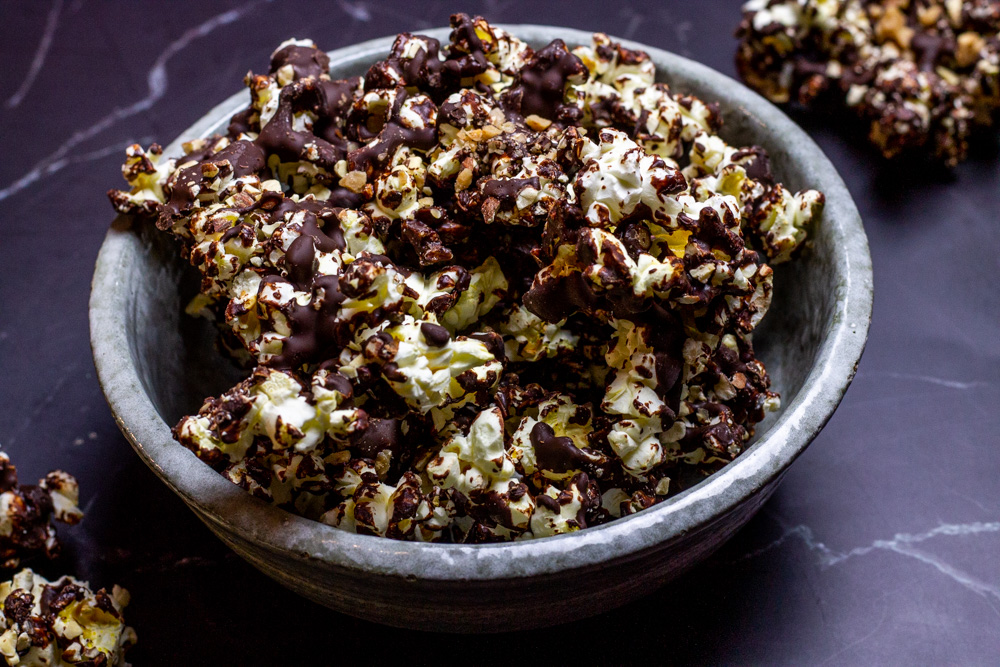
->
[[528, 474, 601, 538], [0, 452, 82, 570], [575, 129, 687, 227], [509, 395, 606, 482], [602, 319, 676, 419], [608, 416, 670, 476], [0, 569, 135, 666], [735, 0, 1000, 166], [106, 144, 175, 217], [497, 305, 579, 362], [175, 367, 365, 468], [108, 14, 821, 543], [751, 185, 825, 264], [438, 257, 508, 332], [571, 34, 720, 157], [426, 406, 518, 494], [360, 316, 503, 412]]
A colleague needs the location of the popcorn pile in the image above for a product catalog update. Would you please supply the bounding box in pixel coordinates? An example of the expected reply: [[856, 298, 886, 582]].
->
[[0, 452, 135, 666], [0, 453, 82, 571], [736, 0, 1000, 165], [108, 15, 823, 542], [0, 569, 135, 667]]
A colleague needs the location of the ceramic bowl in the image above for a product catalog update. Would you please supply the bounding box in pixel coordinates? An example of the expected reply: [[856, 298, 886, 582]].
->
[[90, 25, 872, 632]]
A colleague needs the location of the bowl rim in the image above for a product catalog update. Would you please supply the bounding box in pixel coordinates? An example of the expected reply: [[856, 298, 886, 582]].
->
[[90, 24, 873, 582]]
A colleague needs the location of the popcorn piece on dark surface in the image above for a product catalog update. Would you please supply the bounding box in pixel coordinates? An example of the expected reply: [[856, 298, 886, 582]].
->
[[735, 0, 1000, 166], [0, 568, 135, 666], [108, 15, 823, 543], [0, 453, 82, 570]]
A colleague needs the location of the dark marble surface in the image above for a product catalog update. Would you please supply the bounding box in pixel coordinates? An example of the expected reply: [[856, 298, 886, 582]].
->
[[1, 1, 998, 664]]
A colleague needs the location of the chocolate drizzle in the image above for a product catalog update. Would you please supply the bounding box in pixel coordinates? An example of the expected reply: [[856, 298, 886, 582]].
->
[[420, 322, 451, 347], [315, 77, 362, 145], [365, 34, 449, 99], [270, 44, 331, 80], [285, 235, 316, 285], [911, 31, 952, 72], [732, 146, 773, 183], [257, 81, 345, 172], [523, 272, 599, 322], [264, 273, 346, 369], [529, 422, 593, 473], [351, 417, 402, 459], [481, 176, 541, 205], [348, 87, 438, 173], [160, 140, 266, 227], [503, 39, 586, 123]]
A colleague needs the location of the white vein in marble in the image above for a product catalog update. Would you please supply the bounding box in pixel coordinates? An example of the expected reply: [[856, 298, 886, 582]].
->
[[737, 519, 1000, 606], [0, 0, 269, 205], [859, 371, 995, 391], [6, 0, 64, 109], [337, 0, 371, 22]]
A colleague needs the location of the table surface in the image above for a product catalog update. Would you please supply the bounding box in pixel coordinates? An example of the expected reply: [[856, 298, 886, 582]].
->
[[2, 1, 998, 664]]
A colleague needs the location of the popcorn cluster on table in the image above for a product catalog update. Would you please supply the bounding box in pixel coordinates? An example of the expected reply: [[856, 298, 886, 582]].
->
[[0, 569, 135, 667], [109, 14, 823, 542], [0, 453, 82, 571], [0, 452, 135, 666], [736, 0, 1000, 165]]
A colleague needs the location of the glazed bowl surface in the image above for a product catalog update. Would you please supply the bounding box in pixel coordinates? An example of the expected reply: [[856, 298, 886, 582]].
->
[[90, 25, 872, 632]]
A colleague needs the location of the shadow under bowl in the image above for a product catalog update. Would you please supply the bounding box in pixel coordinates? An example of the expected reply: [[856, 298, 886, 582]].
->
[[89, 25, 872, 633]]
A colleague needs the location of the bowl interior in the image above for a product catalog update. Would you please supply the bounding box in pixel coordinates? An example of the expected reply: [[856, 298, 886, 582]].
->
[[95, 26, 870, 583]]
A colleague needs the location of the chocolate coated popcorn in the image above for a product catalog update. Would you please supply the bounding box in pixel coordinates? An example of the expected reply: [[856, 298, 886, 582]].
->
[[0, 453, 82, 570], [0, 569, 134, 666], [109, 15, 823, 542], [736, 0, 1000, 165]]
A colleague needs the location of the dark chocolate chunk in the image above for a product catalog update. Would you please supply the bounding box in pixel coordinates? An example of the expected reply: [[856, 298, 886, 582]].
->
[[420, 322, 451, 347], [529, 422, 593, 473], [351, 418, 403, 459], [503, 39, 586, 122]]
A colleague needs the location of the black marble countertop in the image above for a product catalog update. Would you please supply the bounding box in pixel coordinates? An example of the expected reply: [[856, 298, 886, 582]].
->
[[2, 1, 998, 664]]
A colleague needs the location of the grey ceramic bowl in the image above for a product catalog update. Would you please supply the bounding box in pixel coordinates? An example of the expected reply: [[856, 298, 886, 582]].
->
[[90, 25, 872, 633]]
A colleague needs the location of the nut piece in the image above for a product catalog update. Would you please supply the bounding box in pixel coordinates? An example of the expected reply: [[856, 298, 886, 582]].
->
[[525, 114, 552, 130], [340, 170, 367, 193], [455, 167, 473, 191], [480, 124, 503, 139], [956, 31, 985, 68], [917, 5, 941, 26], [875, 6, 913, 48]]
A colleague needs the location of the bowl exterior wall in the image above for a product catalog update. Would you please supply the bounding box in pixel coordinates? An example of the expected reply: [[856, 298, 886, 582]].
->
[[189, 475, 781, 632]]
